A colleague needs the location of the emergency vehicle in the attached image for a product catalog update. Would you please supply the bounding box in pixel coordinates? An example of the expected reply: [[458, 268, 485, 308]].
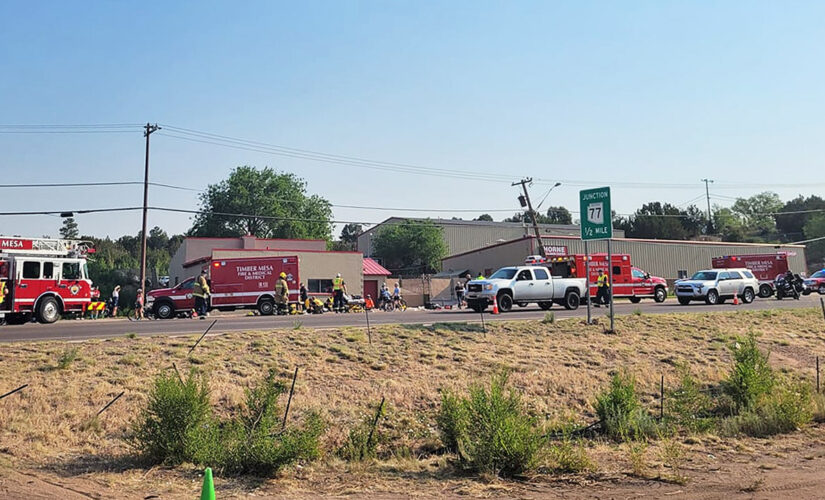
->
[[711, 254, 790, 298], [0, 237, 95, 324], [544, 253, 668, 303], [146, 255, 300, 319]]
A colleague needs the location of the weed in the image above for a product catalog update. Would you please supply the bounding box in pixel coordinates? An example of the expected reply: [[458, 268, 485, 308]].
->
[[126, 333, 137, 339], [666, 366, 714, 432], [594, 372, 658, 441], [722, 333, 774, 412], [658, 436, 688, 484], [57, 347, 79, 370], [632, 308, 642, 316], [542, 312, 555, 324], [338, 401, 385, 461], [813, 393, 825, 423], [720, 380, 813, 437], [548, 436, 592, 473], [626, 441, 648, 477], [436, 372, 545, 477], [118, 354, 143, 367], [428, 322, 484, 333], [292, 320, 303, 330], [436, 391, 468, 452]]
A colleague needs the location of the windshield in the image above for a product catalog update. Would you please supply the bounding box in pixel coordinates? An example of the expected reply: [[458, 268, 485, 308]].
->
[[489, 268, 517, 280], [812, 270, 825, 279], [690, 271, 717, 281]]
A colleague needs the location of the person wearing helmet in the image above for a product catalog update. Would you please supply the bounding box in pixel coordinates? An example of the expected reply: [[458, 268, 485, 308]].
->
[[274, 271, 289, 315], [193, 270, 210, 319], [332, 272, 347, 313]]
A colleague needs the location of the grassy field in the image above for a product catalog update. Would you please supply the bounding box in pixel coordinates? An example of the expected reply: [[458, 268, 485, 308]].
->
[[2, 308, 825, 498]]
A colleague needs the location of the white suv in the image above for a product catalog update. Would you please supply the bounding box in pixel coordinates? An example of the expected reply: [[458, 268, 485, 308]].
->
[[675, 268, 759, 305]]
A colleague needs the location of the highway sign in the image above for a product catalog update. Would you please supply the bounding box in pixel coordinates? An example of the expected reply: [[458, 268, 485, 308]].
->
[[580, 187, 612, 240]]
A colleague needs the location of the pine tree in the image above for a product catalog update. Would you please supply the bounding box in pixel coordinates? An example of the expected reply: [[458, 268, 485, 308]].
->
[[59, 217, 79, 239]]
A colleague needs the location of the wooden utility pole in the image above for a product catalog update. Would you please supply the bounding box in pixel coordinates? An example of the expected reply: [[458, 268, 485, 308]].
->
[[512, 178, 545, 257], [139, 123, 160, 303], [702, 178, 714, 234]]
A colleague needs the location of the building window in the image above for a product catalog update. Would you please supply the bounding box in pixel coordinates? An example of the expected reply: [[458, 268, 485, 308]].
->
[[308, 279, 334, 294]]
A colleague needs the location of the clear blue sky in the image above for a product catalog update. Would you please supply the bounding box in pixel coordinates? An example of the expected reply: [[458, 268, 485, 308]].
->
[[2, 1, 824, 239]]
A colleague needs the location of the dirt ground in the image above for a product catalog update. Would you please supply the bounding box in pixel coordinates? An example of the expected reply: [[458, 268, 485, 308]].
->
[[2, 308, 825, 499]]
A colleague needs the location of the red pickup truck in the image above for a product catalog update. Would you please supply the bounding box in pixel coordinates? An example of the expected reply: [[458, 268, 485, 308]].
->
[[147, 256, 299, 318]]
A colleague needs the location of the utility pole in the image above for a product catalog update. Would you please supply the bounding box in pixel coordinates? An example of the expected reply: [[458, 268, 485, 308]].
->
[[512, 178, 545, 257], [139, 123, 160, 304], [701, 178, 714, 234]]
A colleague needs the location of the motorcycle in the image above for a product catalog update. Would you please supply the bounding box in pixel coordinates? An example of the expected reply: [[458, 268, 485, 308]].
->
[[774, 273, 803, 300]]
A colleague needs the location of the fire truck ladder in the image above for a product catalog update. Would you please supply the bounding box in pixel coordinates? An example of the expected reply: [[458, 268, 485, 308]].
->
[[0, 237, 92, 257]]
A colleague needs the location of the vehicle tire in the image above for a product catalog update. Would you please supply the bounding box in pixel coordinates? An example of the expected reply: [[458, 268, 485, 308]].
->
[[564, 291, 580, 310], [5, 313, 31, 325], [677, 297, 691, 305], [539, 301, 553, 310], [629, 297, 641, 304], [742, 288, 755, 304], [258, 299, 274, 316], [517, 302, 528, 308], [153, 301, 175, 320], [705, 290, 719, 305], [820, 284, 825, 295], [803, 290, 811, 296], [654, 287, 667, 303], [718, 298, 726, 304], [37, 297, 61, 324], [497, 293, 513, 313], [759, 284, 773, 298]]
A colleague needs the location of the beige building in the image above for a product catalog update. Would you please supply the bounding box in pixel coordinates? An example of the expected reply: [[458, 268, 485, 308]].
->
[[442, 235, 808, 282]]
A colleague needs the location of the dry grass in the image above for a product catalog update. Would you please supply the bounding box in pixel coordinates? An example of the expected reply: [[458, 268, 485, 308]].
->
[[1, 308, 825, 497]]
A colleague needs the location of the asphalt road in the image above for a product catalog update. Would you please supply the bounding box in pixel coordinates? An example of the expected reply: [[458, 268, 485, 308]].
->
[[1, 295, 823, 343]]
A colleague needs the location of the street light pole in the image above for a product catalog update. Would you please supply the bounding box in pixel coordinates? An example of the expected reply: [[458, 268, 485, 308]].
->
[[139, 123, 160, 303]]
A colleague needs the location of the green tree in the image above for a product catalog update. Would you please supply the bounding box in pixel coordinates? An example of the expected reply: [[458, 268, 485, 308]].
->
[[372, 219, 447, 275], [59, 217, 79, 239], [803, 214, 825, 271], [340, 223, 363, 247], [731, 191, 783, 241], [713, 206, 747, 242], [775, 195, 825, 241], [545, 206, 572, 225], [622, 202, 688, 240], [474, 214, 494, 222], [189, 166, 333, 241]]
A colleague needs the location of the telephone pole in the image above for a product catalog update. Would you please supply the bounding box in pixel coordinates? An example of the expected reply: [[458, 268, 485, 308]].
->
[[512, 178, 545, 257], [139, 123, 160, 303], [701, 178, 714, 234]]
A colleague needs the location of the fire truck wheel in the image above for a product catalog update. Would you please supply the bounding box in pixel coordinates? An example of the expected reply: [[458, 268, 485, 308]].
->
[[258, 299, 275, 316], [37, 297, 61, 324], [654, 287, 667, 303], [629, 297, 642, 304], [759, 284, 773, 298], [154, 301, 175, 320]]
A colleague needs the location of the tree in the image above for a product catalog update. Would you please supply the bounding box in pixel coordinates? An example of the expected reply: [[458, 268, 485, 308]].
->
[[189, 166, 333, 241], [622, 202, 688, 240], [545, 206, 572, 225], [680, 205, 707, 238], [331, 223, 363, 251], [372, 219, 447, 275], [730, 191, 783, 241], [713, 206, 747, 242], [474, 214, 494, 222], [59, 217, 79, 239], [775, 195, 825, 241], [803, 214, 825, 270]]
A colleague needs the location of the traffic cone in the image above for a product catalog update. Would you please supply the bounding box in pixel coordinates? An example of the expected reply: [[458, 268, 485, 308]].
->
[[733, 294, 739, 306], [492, 300, 499, 315], [200, 467, 215, 500]]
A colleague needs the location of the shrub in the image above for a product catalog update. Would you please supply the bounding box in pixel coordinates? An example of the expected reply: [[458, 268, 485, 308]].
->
[[666, 367, 714, 433], [548, 436, 593, 473], [542, 312, 555, 324], [722, 334, 774, 413], [436, 372, 545, 477], [594, 373, 658, 441], [57, 347, 79, 369], [720, 380, 813, 437], [130, 370, 211, 465], [338, 401, 385, 461]]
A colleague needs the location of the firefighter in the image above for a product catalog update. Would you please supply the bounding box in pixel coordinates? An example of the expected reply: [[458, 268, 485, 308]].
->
[[193, 270, 210, 319], [274, 272, 289, 315], [299, 282, 308, 314], [332, 273, 347, 313], [595, 269, 610, 307], [0, 279, 6, 308]]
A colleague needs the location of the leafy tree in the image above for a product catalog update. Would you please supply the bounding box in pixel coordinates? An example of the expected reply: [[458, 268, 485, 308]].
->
[[680, 205, 707, 238], [730, 191, 783, 241], [474, 214, 494, 222], [545, 206, 572, 225], [775, 195, 825, 241], [621, 202, 688, 240], [372, 219, 447, 275], [340, 223, 363, 246], [59, 217, 79, 239], [713, 206, 747, 242], [189, 166, 333, 241], [803, 214, 825, 270]]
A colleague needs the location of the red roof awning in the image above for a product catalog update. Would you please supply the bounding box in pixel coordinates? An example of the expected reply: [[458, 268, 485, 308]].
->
[[363, 257, 391, 276]]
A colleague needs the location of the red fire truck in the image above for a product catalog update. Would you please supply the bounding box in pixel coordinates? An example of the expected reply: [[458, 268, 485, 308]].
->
[[546, 253, 668, 303], [711, 253, 790, 298], [0, 237, 95, 324], [146, 255, 300, 319]]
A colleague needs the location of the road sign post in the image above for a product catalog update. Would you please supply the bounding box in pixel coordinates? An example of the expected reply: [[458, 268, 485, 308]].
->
[[580, 187, 613, 331]]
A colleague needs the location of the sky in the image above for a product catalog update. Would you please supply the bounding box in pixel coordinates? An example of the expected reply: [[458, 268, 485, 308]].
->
[[2, 1, 824, 240]]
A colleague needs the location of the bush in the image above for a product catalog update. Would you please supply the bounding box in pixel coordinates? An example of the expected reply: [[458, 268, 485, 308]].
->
[[594, 373, 658, 441], [541, 312, 555, 324], [338, 401, 385, 461], [720, 380, 813, 437], [130, 370, 211, 465], [548, 436, 593, 473], [666, 367, 714, 433], [722, 334, 774, 413], [57, 347, 79, 369], [436, 372, 545, 477]]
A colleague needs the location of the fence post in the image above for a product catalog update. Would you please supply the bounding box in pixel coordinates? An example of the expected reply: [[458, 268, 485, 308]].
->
[[281, 367, 299, 431], [365, 305, 372, 346], [188, 319, 218, 356], [818, 356, 820, 394], [0, 384, 28, 400], [367, 396, 386, 447], [660, 375, 664, 420]]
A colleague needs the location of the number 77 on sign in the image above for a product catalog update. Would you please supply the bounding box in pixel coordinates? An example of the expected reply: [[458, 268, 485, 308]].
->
[[579, 187, 612, 241]]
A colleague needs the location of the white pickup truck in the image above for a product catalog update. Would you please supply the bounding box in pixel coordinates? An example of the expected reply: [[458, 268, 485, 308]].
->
[[464, 266, 587, 313]]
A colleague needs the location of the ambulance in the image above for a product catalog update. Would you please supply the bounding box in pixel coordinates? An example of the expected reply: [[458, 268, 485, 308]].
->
[[0, 237, 95, 324], [544, 253, 668, 303]]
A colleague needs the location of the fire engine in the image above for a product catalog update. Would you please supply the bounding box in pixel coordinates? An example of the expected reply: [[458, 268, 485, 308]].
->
[[0, 237, 95, 324], [544, 253, 669, 303]]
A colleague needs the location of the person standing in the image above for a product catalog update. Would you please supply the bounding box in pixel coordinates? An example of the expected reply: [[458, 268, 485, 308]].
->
[[332, 273, 346, 313], [111, 285, 121, 317], [131, 289, 144, 321], [595, 269, 610, 307], [454, 280, 465, 309], [299, 282, 308, 313], [193, 270, 210, 319], [274, 272, 289, 315]]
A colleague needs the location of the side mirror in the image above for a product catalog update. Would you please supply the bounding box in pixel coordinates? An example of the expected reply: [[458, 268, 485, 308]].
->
[[644, 273, 650, 280]]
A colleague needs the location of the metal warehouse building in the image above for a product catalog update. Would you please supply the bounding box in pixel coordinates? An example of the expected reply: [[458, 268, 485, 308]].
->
[[441, 235, 807, 281], [357, 217, 625, 258]]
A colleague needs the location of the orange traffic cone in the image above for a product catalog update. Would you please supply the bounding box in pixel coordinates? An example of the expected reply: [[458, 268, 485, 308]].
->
[[492, 300, 499, 315], [733, 294, 739, 306]]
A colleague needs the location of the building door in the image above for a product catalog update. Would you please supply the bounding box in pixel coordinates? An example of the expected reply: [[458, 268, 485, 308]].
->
[[364, 280, 378, 300]]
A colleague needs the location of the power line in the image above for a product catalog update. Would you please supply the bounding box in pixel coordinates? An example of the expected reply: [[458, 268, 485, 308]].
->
[[0, 181, 200, 192]]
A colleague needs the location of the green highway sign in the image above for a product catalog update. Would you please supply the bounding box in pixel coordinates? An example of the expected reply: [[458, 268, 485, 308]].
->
[[580, 187, 612, 240]]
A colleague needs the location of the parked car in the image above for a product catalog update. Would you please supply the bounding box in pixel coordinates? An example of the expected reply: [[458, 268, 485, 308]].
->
[[465, 266, 586, 312], [802, 269, 825, 295], [674, 268, 758, 305]]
